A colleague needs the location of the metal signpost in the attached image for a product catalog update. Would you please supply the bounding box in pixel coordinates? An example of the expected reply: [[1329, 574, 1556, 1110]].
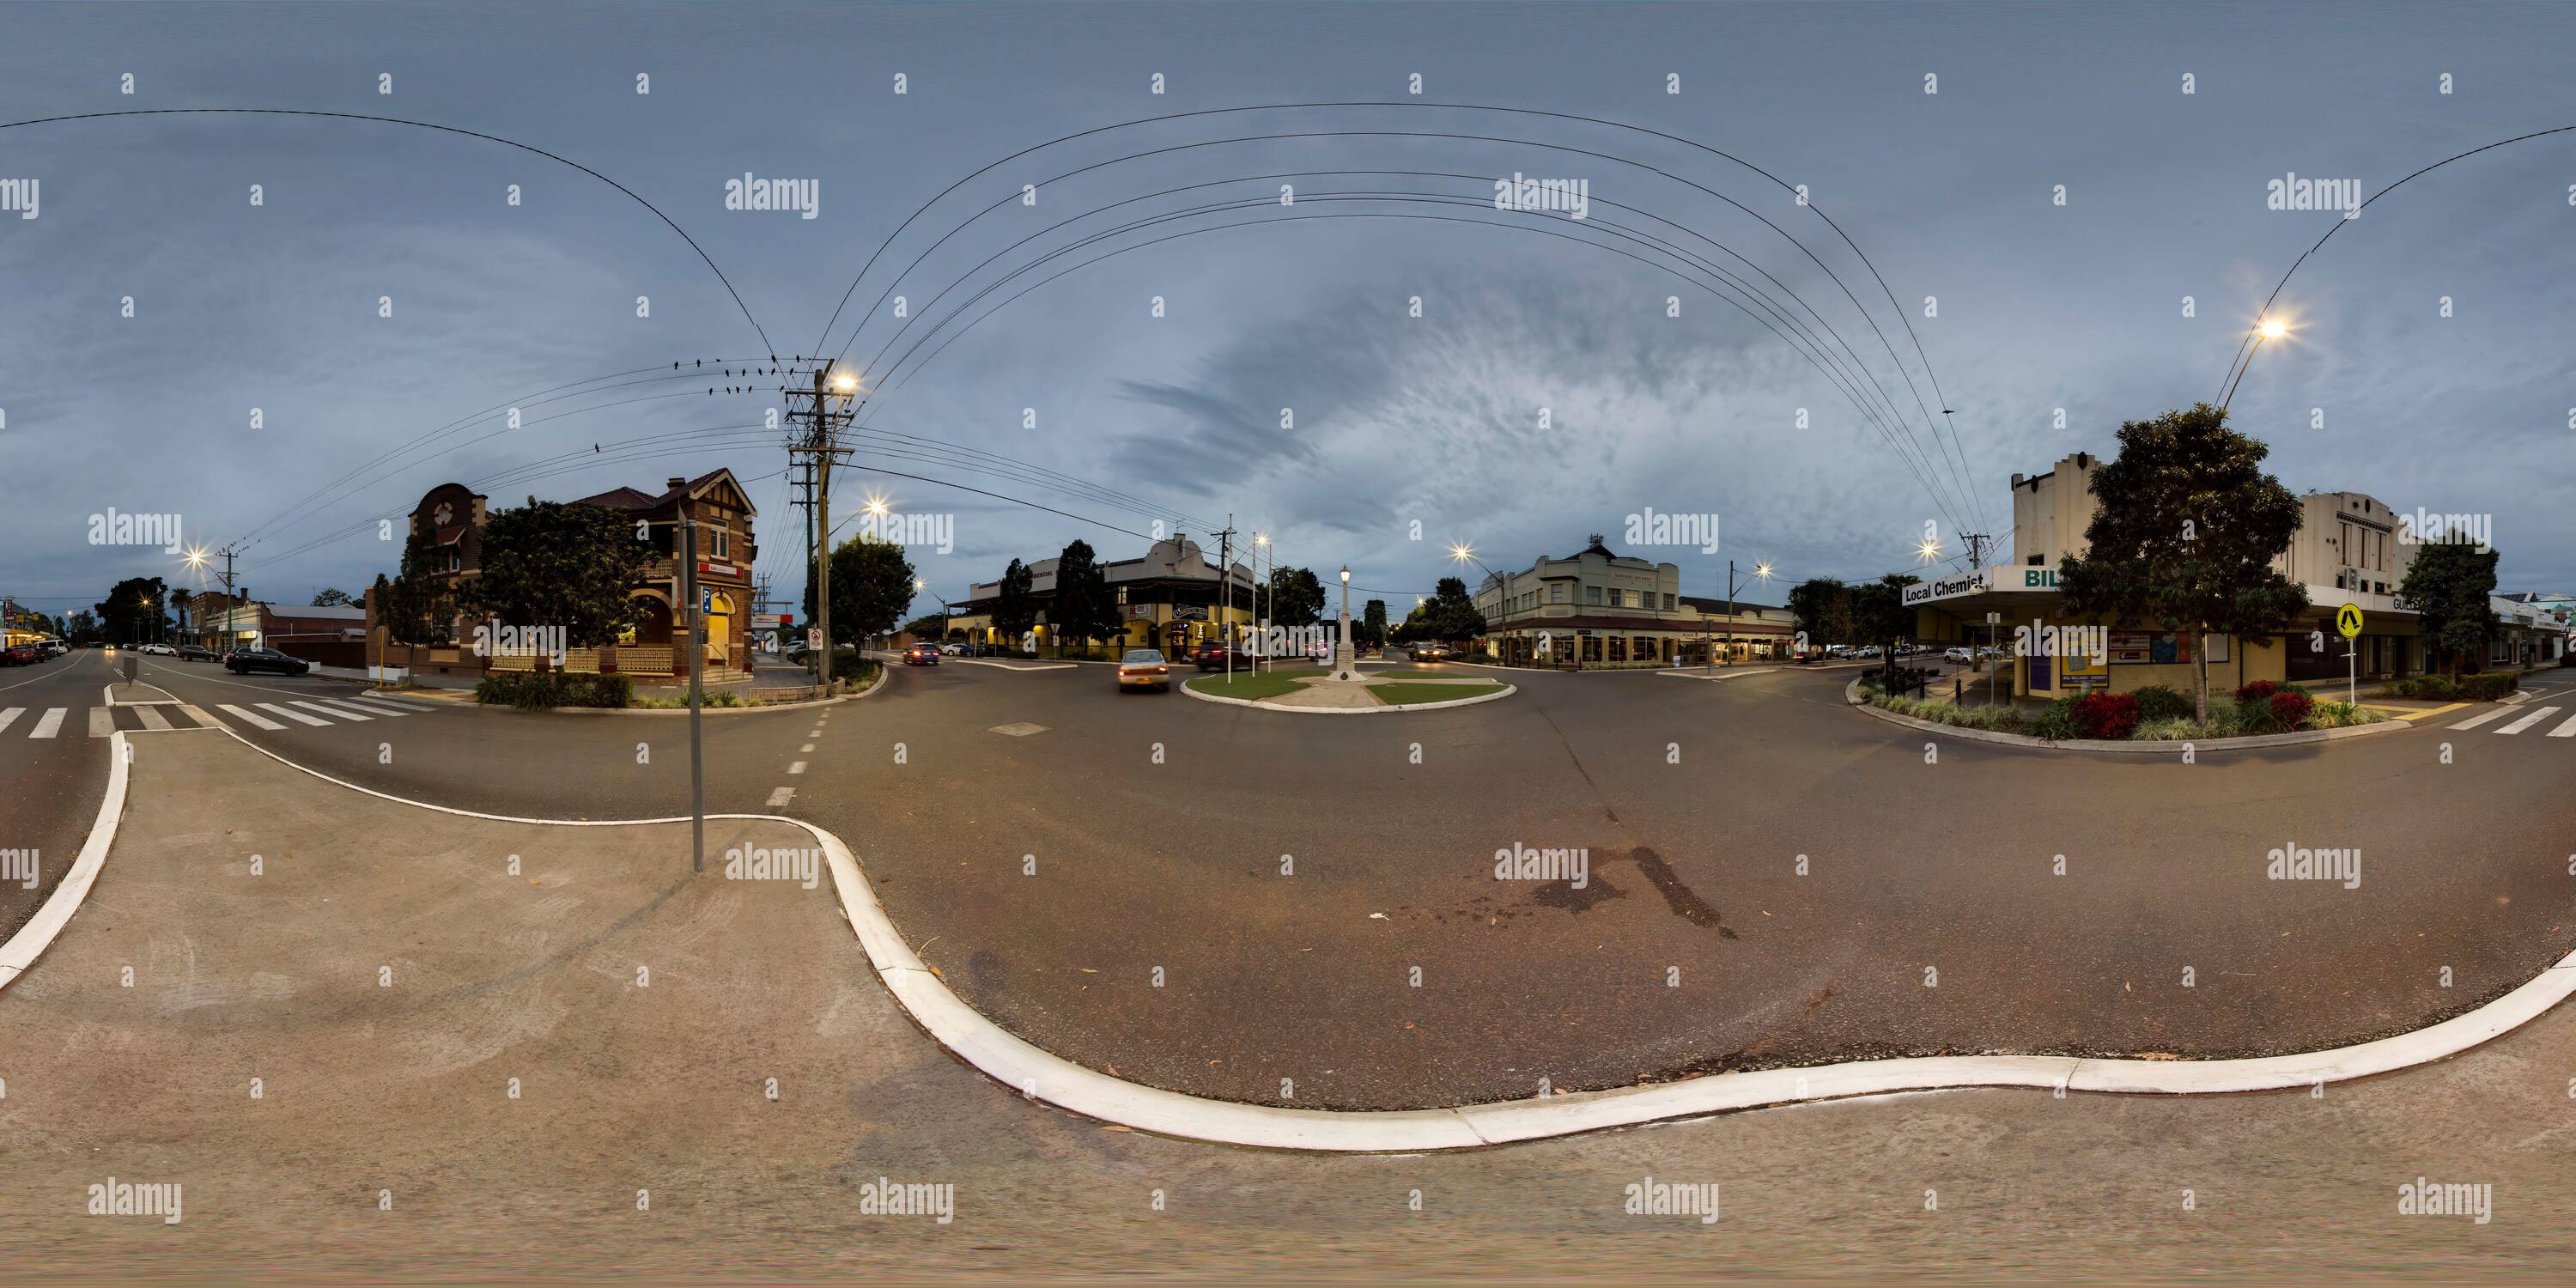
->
[[2337, 604, 2364, 707]]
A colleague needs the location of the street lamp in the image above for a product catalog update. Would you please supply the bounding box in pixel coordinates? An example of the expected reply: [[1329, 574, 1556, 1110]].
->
[[2221, 314, 2293, 414], [1251, 533, 1271, 672], [914, 578, 950, 647], [1719, 559, 1775, 671], [1335, 564, 1354, 679], [1449, 543, 1512, 665]]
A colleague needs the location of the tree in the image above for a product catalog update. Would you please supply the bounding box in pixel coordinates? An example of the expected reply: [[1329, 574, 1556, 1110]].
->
[[1851, 574, 1921, 689], [1362, 598, 1388, 646], [1390, 599, 1431, 644], [311, 587, 355, 607], [1427, 575, 1485, 641], [825, 534, 917, 646], [1049, 539, 1121, 651], [467, 498, 650, 647], [1787, 578, 1857, 651], [2056, 405, 2310, 720], [899, 611, 948, 637], [2397, 532, 2499, 677], [992, 558, 1038, 646], [95, 576, 168, 644], [378, 537, 459, 646], [1265, 566, 1327, 627], [66, 610, 99, 644]]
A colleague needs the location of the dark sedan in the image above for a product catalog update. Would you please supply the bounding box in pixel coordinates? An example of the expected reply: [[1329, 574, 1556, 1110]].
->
[[178, 644, 219, 661], [224, 647, 312, 676], [902, 643, 941, 666]]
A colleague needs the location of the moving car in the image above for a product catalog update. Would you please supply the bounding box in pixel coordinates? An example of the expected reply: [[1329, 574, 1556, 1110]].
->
[[178, 644, 219, 661], [224, 647, 312, 676], [1116, 648, 1171, 691], [1193, 641, 1249, 671], [902, 642, 941, 666], [1943, 647, 1977, 665], [1408, 642, 1455, 662]]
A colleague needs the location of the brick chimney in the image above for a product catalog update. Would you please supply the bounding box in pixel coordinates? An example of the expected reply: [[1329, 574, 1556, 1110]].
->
[[667, 477, 688, 492]]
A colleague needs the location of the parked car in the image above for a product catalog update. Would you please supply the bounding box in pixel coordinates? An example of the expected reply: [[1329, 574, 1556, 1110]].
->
[[1116, 648, 1171, 691], [1855, 646, 1883, 659], [939, 642, 963, 656], [0, 645, 37, 666], [1943, 646, 1976, 665], [224, 647, 311, 676], [902, 642, 941, 666], [178, 644, 218, 661]]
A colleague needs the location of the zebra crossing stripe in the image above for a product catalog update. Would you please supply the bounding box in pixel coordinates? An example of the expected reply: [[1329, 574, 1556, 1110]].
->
[[28, 708, 67, 738], [89, 708, 113, 738], [2495, 706, 2561, 735], [291, 700, 371, 722], [2549, 711, 2576, 738], [0, 708, 21, 735], [258, 702, 332, 726], [368, 690, 440, 706], [337, 696, 414, 717], [131, 706, 172, 732], [219, 703, 288, 731], [2448, 708, 2511, 730]]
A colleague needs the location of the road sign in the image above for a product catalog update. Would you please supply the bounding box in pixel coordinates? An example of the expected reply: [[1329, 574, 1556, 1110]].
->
[[2336, 604, 2364, 639], [805, 627, 823, 651]]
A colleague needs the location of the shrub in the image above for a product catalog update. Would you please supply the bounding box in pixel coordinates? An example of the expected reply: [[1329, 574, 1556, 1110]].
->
[[2461, 671, 2520, 701], [2269, 689, 2315, 730], [2233, 679, 2279, 704], [2069, 690, 2142, 740], [2132, 684, 2193, 723], [474, 671, 632, 709], [2133, 716, 2207, 742], [2028, 696, 2080, 742]]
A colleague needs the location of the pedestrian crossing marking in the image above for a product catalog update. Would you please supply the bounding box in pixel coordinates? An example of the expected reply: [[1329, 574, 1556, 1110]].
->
[[28, 708, 66, 738], [290, 700, 370, 722], [0, 708, 21, 735], [2449, 708, 2510, 730], [258, 702, 332, 726], [337, 696, 413, 717], [2497, 706, 2561, 735], [88, 708, 113, 738], [219, 703, 287, 731], [131, 706, 173, 732], [2549, 711, 2576, 738]]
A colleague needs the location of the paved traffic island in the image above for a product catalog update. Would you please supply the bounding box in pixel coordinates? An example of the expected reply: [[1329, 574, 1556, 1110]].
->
[[1182, 666, 1511, 712]]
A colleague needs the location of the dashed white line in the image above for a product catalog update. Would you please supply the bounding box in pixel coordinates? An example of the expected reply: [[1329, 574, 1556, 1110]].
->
[[787, 761, 807, 775], [799, 743, 814, 753], [765, 786, 795, 807]]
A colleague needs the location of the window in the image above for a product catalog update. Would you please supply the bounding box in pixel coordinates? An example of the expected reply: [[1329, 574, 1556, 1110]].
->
[[1663, 592, 1676, 611], [711, 524, 729, 560], [1587, 586, 1603, 606], [447, 550, 461, 574], [1551, 584, 1567, 604]]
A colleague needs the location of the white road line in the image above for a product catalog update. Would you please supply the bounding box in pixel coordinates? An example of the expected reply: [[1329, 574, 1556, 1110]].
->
[[2549, 711, 2576, 738], [368, 690, 440, 705], [0, 708, 20, 735], [338, 696, 415, 717], [2449, 708, 2511, 730], [88, 708, 113, 738], [799, 743, 815, 753], [28, 708, 68, 738], [765, 786, 795, 807], [292, 700, 371, 722], [312, 698, 400, 719], [258, 702, 332, 726], [787, 761, 807, 775], [177, 703, 223, 729], [219, 703, 288, 731], [130, 706, 172, 732], [2497, 706, 2561, 735]]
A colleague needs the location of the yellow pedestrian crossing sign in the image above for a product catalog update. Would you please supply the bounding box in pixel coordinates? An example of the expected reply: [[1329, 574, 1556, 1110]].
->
[[2336, 604, 2364, 639]]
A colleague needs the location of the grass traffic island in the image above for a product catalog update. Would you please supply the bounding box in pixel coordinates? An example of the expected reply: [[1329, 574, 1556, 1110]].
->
[[1183, 669, 1510, 709], [1853, 675, 2420, 750]]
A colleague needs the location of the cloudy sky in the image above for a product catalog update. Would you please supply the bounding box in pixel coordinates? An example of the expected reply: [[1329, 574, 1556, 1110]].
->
[[6, 1, 2574, 625]]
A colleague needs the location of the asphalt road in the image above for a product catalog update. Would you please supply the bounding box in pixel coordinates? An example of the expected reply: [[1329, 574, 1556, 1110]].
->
[[10, 726, 2576, 1281], [92, 651, 2576, 1111], [0, 647, 118, 942]]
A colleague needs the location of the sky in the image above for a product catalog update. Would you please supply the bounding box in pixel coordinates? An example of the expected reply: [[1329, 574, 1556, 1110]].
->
[[5, 1, 2575, 626]]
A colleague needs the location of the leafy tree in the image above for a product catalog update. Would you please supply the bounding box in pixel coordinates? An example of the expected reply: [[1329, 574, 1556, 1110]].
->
[[2056, 404, 2310, 721], [95, 576, 168, 644], [66, 610, 99, 643], [2397, 532, 2499, 677], [900, 611, 948, 637], [1787, 578, 1857, 651], [1851, 573, 1921, 688], [992, 558, 1038, 644], [467, 498, 649, 647], [1049, 539, 1121, 650], [1362, 598, 1388, 646], [825, 534, 917, 646], [1427, 575, 1485, 640], [378, 536, 459, 646], [311, 587, 355, 607], [1265, 566, 1327, 627], [1389, 599, 1430, 644]]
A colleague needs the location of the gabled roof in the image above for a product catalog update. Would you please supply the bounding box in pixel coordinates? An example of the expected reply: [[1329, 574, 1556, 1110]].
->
[[574, 486, 664, 512]]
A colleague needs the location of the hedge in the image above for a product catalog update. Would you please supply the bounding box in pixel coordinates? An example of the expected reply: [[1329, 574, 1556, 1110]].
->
[[475, 671, 635, 709]]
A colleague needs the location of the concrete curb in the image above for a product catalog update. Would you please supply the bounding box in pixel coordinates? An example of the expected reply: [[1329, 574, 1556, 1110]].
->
[[1844, 677, 2415, 754], [0, 732, 127, 992], [1656, 667, 1780, 683], [1179, 677, 1517, 715], [132, 726, 2576, 1152]]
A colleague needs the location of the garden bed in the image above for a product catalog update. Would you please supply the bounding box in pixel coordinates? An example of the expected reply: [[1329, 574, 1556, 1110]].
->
[[1864, 680, 2387, 743]]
